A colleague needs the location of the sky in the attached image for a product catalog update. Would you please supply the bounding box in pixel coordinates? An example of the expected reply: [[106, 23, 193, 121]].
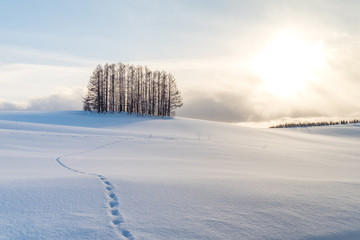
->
[[1, 0, 360, 123]]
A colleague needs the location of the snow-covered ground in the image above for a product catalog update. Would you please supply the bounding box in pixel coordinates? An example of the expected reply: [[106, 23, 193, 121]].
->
[[0, 111, 359, 240]]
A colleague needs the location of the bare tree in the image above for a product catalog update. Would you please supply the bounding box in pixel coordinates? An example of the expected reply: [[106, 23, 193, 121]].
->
[[83, 62, 183, 116]]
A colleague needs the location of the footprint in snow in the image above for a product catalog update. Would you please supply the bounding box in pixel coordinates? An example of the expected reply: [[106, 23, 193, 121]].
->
[[111, 210, 120, 216], [109, 200, 119, 208]]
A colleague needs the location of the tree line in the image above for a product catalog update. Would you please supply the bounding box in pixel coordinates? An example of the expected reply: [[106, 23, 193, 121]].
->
[[270, 119, 360, 128], [83, 62, 183, 116]]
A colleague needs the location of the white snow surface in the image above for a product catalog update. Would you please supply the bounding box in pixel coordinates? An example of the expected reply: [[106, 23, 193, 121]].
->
[[0, 111, 359, 240]]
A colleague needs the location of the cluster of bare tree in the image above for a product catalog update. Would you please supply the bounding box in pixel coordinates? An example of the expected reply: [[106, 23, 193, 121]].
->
[[270, 119, 360, 128], [83, 63, 183, 116]]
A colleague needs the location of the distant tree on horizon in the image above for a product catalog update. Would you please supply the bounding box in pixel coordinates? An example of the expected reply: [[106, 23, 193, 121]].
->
[[83, 62, 183, 116], [270, 119, 360, 128]]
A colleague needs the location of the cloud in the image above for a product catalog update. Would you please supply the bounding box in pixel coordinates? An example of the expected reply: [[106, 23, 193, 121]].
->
[[0, 101, 27, 111], [0, 45, 101, 67], [0, 63, 91, 102], [173, 26, 360, 123], [0, 87, 84, 111], [177, 92, 254, 122]]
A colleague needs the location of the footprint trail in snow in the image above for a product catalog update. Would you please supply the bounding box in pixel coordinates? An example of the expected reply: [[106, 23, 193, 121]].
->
[[55, 139, 134, 240], [98, 175, 133, 239]]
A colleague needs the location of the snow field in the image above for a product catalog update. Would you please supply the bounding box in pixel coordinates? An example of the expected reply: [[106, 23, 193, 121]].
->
[[0, 111, 359, 239]]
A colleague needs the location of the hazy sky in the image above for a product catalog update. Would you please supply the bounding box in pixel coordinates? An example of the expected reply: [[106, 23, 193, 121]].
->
[[1, 0, 360, 123]]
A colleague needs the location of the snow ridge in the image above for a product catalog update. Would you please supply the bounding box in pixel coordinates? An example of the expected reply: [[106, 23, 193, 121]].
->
[[55, 139, 134, 240]]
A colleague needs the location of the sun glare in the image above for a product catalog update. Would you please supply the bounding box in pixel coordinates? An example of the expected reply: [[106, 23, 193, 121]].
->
[[252, 32, 325, 97]]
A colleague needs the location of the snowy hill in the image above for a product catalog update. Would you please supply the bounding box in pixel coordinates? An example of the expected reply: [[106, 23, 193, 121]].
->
[[0, 111, 359, 240]]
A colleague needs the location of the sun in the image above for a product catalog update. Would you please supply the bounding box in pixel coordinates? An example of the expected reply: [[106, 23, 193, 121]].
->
[[252, 32, 325, 97]]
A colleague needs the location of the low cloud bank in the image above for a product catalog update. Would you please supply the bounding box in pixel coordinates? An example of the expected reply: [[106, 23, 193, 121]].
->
[[0, 87, 84, 111]]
